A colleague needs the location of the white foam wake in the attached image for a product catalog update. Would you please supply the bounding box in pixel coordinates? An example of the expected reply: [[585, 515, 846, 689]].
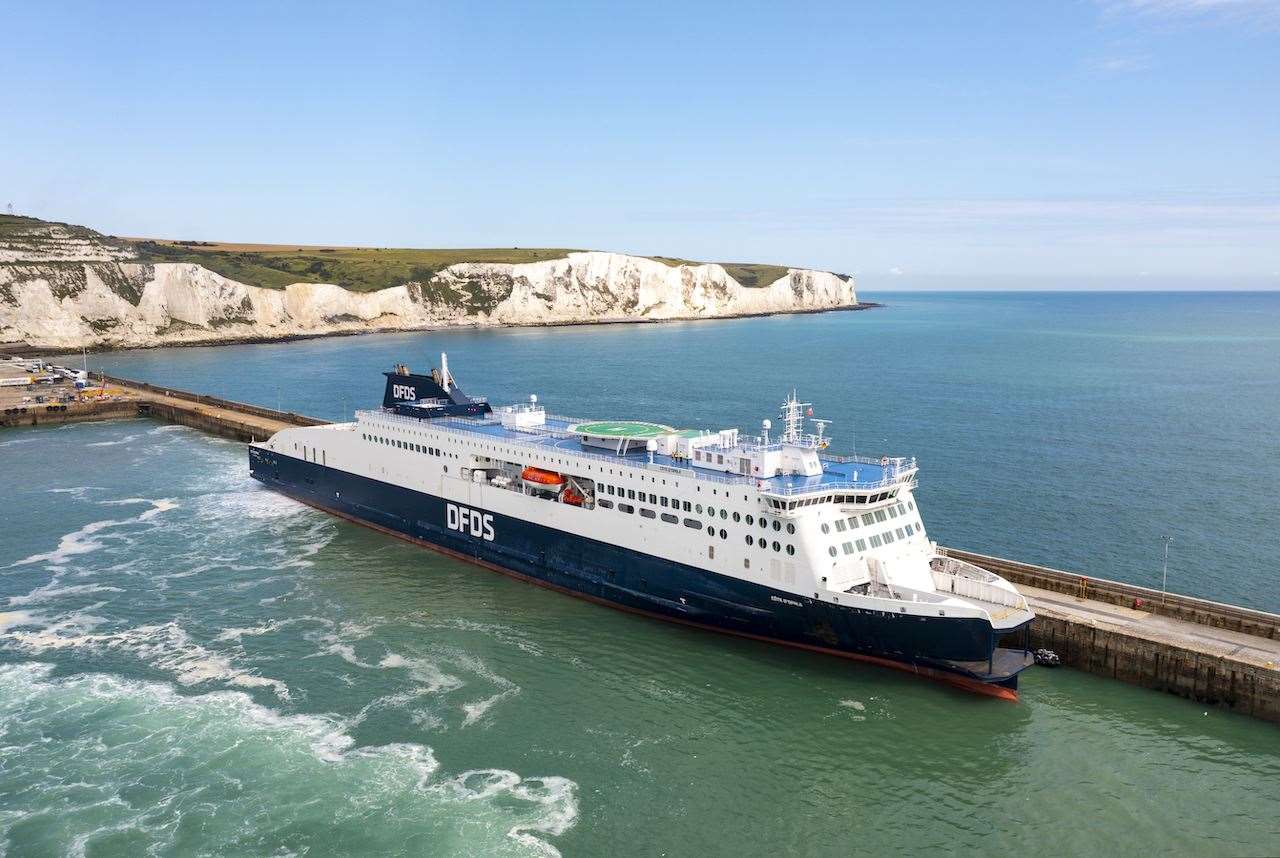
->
[[5, 620, 292, 700], [11, 497, 177, 567], [0, 662, 578, 856]]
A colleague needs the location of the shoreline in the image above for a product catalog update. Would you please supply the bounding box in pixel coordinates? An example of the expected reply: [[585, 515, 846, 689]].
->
[[17, 302, 883, 356]]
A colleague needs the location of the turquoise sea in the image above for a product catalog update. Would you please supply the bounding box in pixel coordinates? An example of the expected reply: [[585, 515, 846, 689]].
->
[[3, 292, 1279, 856]]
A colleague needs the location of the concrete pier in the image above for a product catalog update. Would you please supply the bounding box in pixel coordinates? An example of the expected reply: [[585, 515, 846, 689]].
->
[[944, 548, 1280, 722], [4, 371, 1278, 722], [0, 372, 323, 441]]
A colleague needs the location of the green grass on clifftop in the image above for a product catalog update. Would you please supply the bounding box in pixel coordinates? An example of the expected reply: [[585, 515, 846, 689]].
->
[[3, 215, 841, 293], [131, 241, 584, 293]]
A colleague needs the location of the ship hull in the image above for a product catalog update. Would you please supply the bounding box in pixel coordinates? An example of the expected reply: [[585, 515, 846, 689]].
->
[[250, 447, 1032, 697]]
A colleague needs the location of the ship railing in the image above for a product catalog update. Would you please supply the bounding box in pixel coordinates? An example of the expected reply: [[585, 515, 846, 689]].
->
[[764, 473, 916, 496], [928, 556, 1029, 611], [355, 409, 912, 495]]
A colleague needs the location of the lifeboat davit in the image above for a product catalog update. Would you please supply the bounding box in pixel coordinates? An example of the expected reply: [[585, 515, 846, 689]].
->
[[521, 466, 564, 487]]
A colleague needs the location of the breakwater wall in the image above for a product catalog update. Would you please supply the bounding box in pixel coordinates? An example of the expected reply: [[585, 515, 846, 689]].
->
[[943, 548, 1280, 722], [95, 373, 326, 430], [1, 398, 139, 429]]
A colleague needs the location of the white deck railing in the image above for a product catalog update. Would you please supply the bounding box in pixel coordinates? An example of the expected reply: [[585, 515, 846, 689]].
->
[[355, 408, 915, 496]]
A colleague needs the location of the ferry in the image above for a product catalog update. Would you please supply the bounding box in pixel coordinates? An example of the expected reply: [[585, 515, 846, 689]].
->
[[249, 355, 1036, 697]]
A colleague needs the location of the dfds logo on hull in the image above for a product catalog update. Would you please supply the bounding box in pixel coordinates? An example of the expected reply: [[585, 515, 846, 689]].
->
[[447, 502, 494, 541]]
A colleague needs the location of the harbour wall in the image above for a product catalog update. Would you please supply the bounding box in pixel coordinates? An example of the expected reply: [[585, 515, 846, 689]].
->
[[945, 548, 1279, 640], [5, 371, 1279, 722], [942, 548, 1280, 722]]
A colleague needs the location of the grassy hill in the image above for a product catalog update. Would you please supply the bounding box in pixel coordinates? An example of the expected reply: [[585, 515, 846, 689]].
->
[[130, 239, 584, 293], [3, 215, 818, 293]]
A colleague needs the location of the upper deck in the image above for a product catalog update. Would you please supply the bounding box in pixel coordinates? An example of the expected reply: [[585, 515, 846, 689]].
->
[[354, 405, 917, 500]]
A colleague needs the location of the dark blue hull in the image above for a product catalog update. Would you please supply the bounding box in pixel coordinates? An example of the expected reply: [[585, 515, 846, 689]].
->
[[249, 447, 1033, 695]]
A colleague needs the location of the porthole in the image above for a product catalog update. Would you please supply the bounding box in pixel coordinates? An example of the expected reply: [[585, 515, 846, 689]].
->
[[719, 528, 727, 539], [696, 504, 704, 514], [733, 512, 741, 523], [828, 546, 837, 557], [786, 544, 795, 556], [708, 506, 716, 517], [820, 523, 830, 534], [707, 524, 715, 534], [786, 523, 795, 535], [759, 518, 768, 530], [772, 541, 781, 552], [719, 509, 727, 519], [772, 521, 781, 532], [746, 515, 754, 525], [746, 535, 754, 546]]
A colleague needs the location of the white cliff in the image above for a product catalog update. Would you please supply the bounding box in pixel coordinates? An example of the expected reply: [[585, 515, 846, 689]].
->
[[0, 228, 858, 350]]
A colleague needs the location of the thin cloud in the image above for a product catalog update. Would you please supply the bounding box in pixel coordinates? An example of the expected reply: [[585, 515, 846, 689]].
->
[[1083, 53, 1152, 74], [1101, 0, 1280, 26]]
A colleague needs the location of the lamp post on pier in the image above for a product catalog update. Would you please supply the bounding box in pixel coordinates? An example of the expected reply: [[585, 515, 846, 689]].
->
[[1160, 535, 1173, 604]]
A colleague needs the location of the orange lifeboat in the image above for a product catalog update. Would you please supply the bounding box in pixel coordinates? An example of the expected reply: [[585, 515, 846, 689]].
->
[[561, 486, 585, 506], [521, 466, 564, 487]]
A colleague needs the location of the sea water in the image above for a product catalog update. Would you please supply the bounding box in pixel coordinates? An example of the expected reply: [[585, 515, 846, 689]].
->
[[2, 292, 1278, 855]]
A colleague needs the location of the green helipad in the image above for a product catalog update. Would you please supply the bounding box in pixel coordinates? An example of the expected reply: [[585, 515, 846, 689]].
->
[[569, 420, 675, 439]]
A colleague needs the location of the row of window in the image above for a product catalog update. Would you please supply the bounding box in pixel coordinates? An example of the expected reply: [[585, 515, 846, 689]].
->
[[819, 500, 915, 535], [596, 498, 798, 555], [363, 432, 456, 460], [825, 523, 921, 557], [766, 488, 901, 511]]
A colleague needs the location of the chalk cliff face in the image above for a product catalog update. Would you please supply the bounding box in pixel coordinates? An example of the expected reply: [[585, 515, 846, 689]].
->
[[0, 224, 858, 349]]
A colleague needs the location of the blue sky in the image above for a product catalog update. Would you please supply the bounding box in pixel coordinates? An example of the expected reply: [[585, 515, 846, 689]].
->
[[2, 0, 1277, 289]]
